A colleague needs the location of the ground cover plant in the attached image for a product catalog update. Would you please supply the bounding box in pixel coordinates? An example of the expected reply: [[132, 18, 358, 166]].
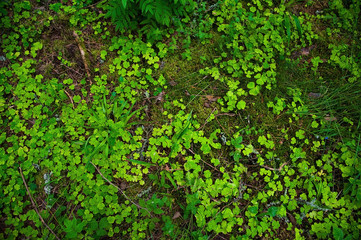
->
[[1, 0, 361, 239]]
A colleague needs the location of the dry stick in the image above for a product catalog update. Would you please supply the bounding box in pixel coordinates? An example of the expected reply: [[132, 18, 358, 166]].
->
[[61, 62, 84, 77], [197, 107, 217, 131], [64, 90, 75, 109], [184, 81, 215, 109], [215, 112, 236, 117], [215, 117, 231, 137], [81, 0, 102, 9], [244, 183, 261, 190], [261, 162, 288, 172], [187, 148, 221, 173], [90, 162, 152, 217], [201, 197, 234, 234], [198, 111, 236, 131], [73, 31, 92, 85], [19, 167, 61, 240]]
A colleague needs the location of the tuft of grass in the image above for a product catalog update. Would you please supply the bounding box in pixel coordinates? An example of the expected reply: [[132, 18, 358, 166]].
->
[[304, 81, 361, 138]]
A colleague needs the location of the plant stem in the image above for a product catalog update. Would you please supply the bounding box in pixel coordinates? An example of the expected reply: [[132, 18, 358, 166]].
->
[[90, 161, 152, 217], [19, 167, 61, 240]]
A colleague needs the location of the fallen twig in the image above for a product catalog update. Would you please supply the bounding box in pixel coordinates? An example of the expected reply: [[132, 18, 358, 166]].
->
[[197, 107, 217, 131], [244, 183, 262, 190], [73, 31, 92, 85], [19, 167, 61, 240], [90, 162, 152, 217], [215, 117, 231, 136], [261, 162, 287, 171], [64, 90, 75, 109], [215, 112, 236, 117], [187, 148, 221, 173]]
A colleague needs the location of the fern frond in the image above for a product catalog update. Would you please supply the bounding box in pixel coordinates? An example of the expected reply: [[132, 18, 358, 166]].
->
[[103, 0, 196, 36], [140, 0, 155, 14], [154, 0, 171, 26], [121, 0, 127, 8]]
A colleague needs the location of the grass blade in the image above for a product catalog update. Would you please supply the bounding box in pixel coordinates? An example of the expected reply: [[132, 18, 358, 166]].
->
[[284, 15, 291, 44], [293, 14, 303, 37], [175, 111, 193, 141], [113, 100, 118, 119], [104, 141, 109, 158], [83, 136, 93, 155], [165, 171, 177, 188], [125, 105, 145, 126], [170, 111, 193, 157], [128, 158, 155, 167], [122, 0, 127, 8], [85, 139, 107, 163], [102, 94, 107, 115], [114, 100, 127, 120]]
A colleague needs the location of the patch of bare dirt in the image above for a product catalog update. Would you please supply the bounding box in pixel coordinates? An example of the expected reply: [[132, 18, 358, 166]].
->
[[291, 0, 329, 16]]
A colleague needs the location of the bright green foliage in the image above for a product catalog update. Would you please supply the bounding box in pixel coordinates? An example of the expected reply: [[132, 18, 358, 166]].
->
[[103, 0, 196, 40], [1, 0, 361, 239], [202, 0, 318, 111]]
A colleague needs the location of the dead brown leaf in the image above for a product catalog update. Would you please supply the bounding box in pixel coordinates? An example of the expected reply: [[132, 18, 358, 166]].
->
[[121, 182, 127, 190], [287, 212, 297, 226], [169, 80, 177, 86], [301, 48, 310, 56], [156, 91, 166, 102], [308, 92, 322, 99], [324, 116, 337, 121], [172, 212, 181, 219], [205, 95, 220, 102], [301, 45, 316, 56], [204, 102, 211, 108]]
